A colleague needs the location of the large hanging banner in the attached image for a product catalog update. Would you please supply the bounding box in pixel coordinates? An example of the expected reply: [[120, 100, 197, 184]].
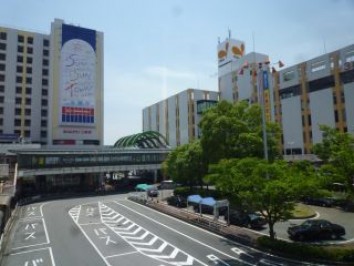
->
[[59, 24, 96, 126]]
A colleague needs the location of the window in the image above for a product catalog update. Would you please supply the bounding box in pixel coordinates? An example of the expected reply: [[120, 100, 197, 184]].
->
[[0, 43, 6, 50], [0, 74, 4, 82], [0, 96, 3, 103], [26, 77, 32, 84], [24, 130, 30, 137], [43, 49, 49, 56], [0, 64, 5, 71], [14, 119, 21, 126], [16, 76, 22, 83], [26, 98, 31, 105], [42, 89, 48, 96], [14, 130, 21, 136], [18, 35, 24, 43], [17, 56, 23, 63], [16, 66, 23, 73], [0, 107, 3, 114], [27, 36, 33, 44], [0, 85, 4, 92], [27, 47, 33, 54], [311, 60, 326, 72], [15, 97, 22, 104], [41, 99, 48, 106], [26, 87, 31, 94], [15, 108, 21, 115], [335, 110, 339, 123], [26, 67, 32, 74], [41, 131, 47, 138], [41, 120, 47, 127], [43, 59, 49, 66], [0, 32, 6, 40], [0, 118, 3, 126], [41, 109, 47, 116], [25, 119, 31, 126], [283, 70, 295, 82], [27, 57, 32, 64], [17, 46, 24, 53], [25, 109, 31, 115], [43, 39, 49, 47], [42, 79, 48, 86], [16, 87, 22, 94], [345, 50, 354, 63], [42, 69, 48, 76], [0, 53, 5, 60]]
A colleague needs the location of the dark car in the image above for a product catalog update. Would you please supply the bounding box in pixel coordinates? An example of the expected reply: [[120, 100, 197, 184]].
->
[[287, 219, 345, 241], [302, 197, 334, 207], [147, 187, 159, 197], [166, 195, 187, 208], [226, 211, 267, 229], [194, 204, 228, 216]]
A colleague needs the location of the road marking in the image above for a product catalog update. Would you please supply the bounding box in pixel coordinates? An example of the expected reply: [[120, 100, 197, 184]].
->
[[99, 202, 207, 266], [207, 254, 230, 265], [105, 251, 139, 259], [113, 201, 253, 266], [9, 246, 56, 266]]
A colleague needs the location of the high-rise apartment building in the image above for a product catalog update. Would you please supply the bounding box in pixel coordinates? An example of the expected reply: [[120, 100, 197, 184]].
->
[[142, 89, 219, 147], [0, 19, 104, 146]]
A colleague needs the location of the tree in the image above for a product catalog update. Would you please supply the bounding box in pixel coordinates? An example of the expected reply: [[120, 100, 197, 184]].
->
[[206, 158, 317, 240], [313, 125, 354, 195], [162, 140, 207, 188], [199, 100, 281, 165]]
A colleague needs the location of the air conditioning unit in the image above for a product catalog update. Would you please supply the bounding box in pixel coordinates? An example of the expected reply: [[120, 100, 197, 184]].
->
[[344, 61, 353, 71]]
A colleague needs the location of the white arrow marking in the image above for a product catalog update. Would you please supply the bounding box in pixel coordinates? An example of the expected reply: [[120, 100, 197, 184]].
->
[[24, 232, 36, 240], [207, 254, 230, 266], [231, 247, 254, 258]]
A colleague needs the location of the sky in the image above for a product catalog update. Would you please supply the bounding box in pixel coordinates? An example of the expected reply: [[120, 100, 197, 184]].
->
[[2, 0, 354, 145]]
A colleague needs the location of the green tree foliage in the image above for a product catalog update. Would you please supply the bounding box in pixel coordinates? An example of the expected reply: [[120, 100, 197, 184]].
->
[[206, 158, 317, 240], [313, 125, 354, 194], [162, 140, 207, 188], [199, 100, 281, 164]]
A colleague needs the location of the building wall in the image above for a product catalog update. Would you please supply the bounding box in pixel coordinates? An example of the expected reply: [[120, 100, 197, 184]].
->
[[0, 27, 50, 144], [49, 19, 104, 146], [279, 43, 354, 155], [142, 89, 219, 148]]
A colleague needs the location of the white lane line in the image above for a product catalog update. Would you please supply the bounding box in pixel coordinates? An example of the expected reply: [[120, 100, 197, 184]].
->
[[113, 201, 254, 266], [105, 251, 139, 259], [49, 246, 56, 266], [68, 205, 111, 266], [10, 246, 51, 255], [99, 202, 207, 266], [42, 214, 50, 245], [11, 242, 48, 250], [79, 222, 103, 226]]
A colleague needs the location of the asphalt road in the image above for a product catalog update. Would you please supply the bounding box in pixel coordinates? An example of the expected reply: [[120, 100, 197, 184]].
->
[[0, 193, 341, 266]]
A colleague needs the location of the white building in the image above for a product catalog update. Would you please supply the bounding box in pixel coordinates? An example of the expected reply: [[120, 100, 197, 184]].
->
[[142, 89, 219, 147], [0, 19, 104, 146]]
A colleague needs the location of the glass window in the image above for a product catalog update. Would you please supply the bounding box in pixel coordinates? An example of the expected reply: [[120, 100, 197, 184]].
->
[[18, 35, 24, 43], [43, 59, 49, 66], [41, 120, 47, 127], [41, 131, 47, 138], [0, 96, 3, 103], [0, 85, 4, 92], [311, 60, 326, 72], [27, 57, 33, 64], [42, 69, 48, 76], [14, 119, 21, 126], [15, 97, 22, 104], [0, 43, 6, 50], [27, 47, 33, 54], [283, 70, 295, 81], [17, 46, 24, 53], [15, 108, 21, 115], [43, 49, 49, 56], [16, 87, 22, 94], [26, 77, 32, 84], [41, 99, 48, 106], [0, 74, 4, 82], [43, 39, 49, 47], [26, 67, 32, 74], [0, 64, 5, 71], [17, 66, 23, 73], [27, 36, 33, 44], [26, 87, 32, 94], [41, 109, 47, 116], [42, 79, 48, 86], [0, 53, 5, 60], [42, 89, 48, 96], [0, 32, 6, 40], [25, 119, 31, 126], [0, 107, 3, 114], [26, 98, 31, 105], [25, 109, 31, 115]]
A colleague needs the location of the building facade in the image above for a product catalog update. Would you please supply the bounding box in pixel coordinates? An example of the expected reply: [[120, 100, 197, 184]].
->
[[0, 26, 50, 144], [0, 19, 104, 146], [142, 89, 219, 147], [278, 44, 354, 156]]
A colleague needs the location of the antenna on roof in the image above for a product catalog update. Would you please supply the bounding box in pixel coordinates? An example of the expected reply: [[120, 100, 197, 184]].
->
[[228, 28, 231, 39], [218, 37, 220, 44]]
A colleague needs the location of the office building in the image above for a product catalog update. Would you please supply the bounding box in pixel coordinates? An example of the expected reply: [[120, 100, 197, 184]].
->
[[142, 89, 219, 147]]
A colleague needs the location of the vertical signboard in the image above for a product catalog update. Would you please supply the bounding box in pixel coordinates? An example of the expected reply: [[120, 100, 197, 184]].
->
[[60, 24, 96, 126]]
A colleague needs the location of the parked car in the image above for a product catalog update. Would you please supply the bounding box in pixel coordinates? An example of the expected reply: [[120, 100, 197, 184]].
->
[[287, 219, 345, 241], [166, 195, 187, 208], [302, 197, 334, 207], [194, 204, 228, 216], [147, 187, 159, 197], [226, 211, 267, 229]]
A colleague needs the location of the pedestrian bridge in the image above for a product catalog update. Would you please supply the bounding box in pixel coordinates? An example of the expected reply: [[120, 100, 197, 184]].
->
[[12, 147, 170, 177]]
